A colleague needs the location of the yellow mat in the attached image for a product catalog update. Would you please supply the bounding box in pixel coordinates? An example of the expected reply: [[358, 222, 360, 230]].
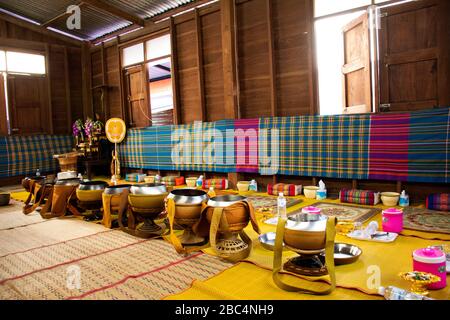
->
[[191, 193, 450, 300], [165, 263, 382, 300], [10, 191, 29, 203]]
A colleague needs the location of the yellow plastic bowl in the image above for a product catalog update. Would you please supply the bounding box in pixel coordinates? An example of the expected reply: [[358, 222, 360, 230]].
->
[[186, 177, 197, 188], [381, 192, 400, 206], [237, 181, 250, 192], [304, 186, 319, 199]]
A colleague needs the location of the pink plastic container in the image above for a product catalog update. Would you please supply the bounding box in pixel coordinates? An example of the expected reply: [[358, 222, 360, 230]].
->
[[382, 208, 403, 233], [413, 248, 447, 289], [301, 206, 321, 215]]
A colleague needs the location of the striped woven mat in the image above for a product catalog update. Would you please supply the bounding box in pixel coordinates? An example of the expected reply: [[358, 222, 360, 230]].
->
[[0, 202, 233, 299]]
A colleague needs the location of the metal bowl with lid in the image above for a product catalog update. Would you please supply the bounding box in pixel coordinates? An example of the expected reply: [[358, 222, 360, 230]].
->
[[104, 184, 132, 195], [130, 183, 167, 195], [207, 195, 247, 207], [79, 180, 109, 191], [55, 178, 81, 186], [167, 188, 208, 205], [166, 189, 208, 245], [284, 213, 330, 254]]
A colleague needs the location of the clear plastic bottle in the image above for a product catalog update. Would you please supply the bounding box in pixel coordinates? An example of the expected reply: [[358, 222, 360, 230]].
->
[[196, 175, 204, 188], [378, 286, 434, 300], [399, 190, 409, 207], [36, 169, 40, 177], [249, 179, 258, 192], [277, 192, 287, 219]]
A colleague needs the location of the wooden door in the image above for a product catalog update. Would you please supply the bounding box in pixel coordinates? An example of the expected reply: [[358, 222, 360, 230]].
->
[[342, 12, 372, 114], [124, 65, 150, 128], [378, 0, 450, 112], [0, 73, 7, 135], [7, 75, 48, 135]]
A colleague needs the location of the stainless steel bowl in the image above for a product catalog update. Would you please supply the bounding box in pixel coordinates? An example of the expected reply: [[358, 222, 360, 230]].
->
[[78, 180, 109, 191], [130, 183, 167, 195], [258, 232, 286, 251], [207, 195, 247, 207], [104, 184, 132, 195], [57, 171, 78, 181], [328, 243, 362, 265], [167, 189, 208, 205], [55, 178, 81, 186], [286, 213, 328, 232]]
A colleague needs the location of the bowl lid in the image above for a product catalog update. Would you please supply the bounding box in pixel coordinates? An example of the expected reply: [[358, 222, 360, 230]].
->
[[301, 206, 321, 214], [207, 195, 247, 207], [286, 213, 328, 231], [413, 248, 446, 263], [382, 208, 403, 214]]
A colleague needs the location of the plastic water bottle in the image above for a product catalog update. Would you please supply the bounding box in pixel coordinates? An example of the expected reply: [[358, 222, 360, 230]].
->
[[36, 169, 40, 177], [378, 286, 434, 300], [399, 190, 409, 207], [249, 179, 258, 192], [277, 192, 287, 219], [196, 175, 204, 188]]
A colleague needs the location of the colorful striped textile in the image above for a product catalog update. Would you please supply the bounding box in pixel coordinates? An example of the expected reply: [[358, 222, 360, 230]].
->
[[267, 184, 302, 196], [368, 108, 450, 183], [259, 114, 370, 178], [0, 135, 73, 178], [426, 194, 450, 211], [234, 119, 259, 173], [339, 189, 380, 206], [202, 178, 228, 190], [118, 108, 449, 184]]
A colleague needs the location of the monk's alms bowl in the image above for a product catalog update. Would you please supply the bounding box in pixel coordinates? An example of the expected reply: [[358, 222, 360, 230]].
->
[[104, 184, 131, 195], [285, 213, 329, 254], [130, 183, 167, 195], [206, 195, 249, 233], [167, 189, 208, 223]]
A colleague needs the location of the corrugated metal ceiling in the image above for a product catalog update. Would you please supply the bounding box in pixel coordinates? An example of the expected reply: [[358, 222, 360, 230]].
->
[[0, 0, 197, 41]]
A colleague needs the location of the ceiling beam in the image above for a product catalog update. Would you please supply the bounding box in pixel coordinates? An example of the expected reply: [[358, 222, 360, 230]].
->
[[41, 2, 86, 28], [0, 11, 83, 46], [83, 0, 145, 26], [150, 0, 217, 22]]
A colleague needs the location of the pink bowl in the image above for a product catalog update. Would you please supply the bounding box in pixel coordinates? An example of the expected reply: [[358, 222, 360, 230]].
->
[[301, 206, 321, 215], [382, 208, 403, 233]]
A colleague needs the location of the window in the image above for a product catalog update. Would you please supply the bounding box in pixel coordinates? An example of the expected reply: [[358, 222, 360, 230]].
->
[[148, 57, 173, 114], [314, 0, 371, 17], [122, 33, 174, 127], [146, 34, 171, 60], [0, 49, 47, 135], [122, 42, 144, 67], [0, 50, 46, 75], [6, 51, 46, 74]]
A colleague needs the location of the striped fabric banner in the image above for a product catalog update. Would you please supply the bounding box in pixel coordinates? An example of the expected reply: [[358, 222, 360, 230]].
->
[[369, 113, 410, 181], [259, 114, 370, 179], [368, 108, 450, 183], [235, 119, 259, 173], [118, 108, 449, 184], [0, 135, 73, 178]]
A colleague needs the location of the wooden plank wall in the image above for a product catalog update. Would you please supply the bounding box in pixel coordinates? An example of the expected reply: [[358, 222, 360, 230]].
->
[[91, 0, 314, 124], [0, 14, 84, 134], [88, 0, 448, 203]]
